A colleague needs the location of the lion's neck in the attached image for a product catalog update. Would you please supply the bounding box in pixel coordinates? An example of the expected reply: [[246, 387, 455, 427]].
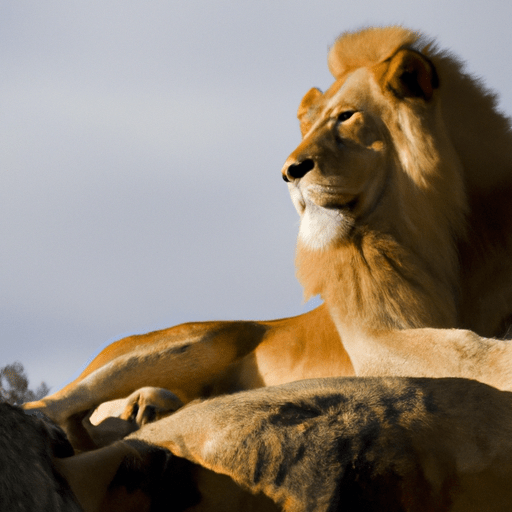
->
[[296, 229, 458, 336]]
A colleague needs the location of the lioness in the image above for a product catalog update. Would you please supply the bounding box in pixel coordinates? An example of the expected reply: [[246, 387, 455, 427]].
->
[[25, 26, 512, 449], [128, 377, 512, 512]]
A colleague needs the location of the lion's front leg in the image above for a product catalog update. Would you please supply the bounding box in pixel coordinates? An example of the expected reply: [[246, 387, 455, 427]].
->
[[74, 387, 183, 449], [23, 320, 268, 449], [343, 327, 512, 390]]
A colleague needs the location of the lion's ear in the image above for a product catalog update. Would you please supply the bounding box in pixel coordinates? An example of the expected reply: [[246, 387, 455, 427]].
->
[[297, 87, 323, 137], [384, 49, 439, 101]]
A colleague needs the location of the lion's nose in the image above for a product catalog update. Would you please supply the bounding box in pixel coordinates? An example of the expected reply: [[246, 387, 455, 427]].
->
[[282, 158, 315, 182]]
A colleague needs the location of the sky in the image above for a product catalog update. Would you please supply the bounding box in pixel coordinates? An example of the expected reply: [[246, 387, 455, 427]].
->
[[2, 1, 512, 391]]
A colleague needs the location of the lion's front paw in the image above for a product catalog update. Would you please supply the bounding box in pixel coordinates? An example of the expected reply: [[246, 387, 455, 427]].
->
[[119, 387, 184, 427]]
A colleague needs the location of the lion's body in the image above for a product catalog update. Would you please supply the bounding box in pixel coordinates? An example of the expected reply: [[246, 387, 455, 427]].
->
[[130, 377, 512, 512], [25, 26, 512, 453]]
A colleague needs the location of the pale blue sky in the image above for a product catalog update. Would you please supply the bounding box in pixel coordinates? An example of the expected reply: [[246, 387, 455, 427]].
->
[[2, 0, 512, 389]]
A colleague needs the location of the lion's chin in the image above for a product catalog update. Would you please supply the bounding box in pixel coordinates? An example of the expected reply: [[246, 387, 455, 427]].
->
[[298, 200, 354, 250]]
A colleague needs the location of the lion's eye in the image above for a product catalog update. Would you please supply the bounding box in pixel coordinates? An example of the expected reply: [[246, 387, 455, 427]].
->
[[337, 111, 355, 122]]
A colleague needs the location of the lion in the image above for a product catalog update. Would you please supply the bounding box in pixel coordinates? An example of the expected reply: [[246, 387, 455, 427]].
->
[[25, 26, 512, 449], [126, 377, 512, 512], [283, 26, 512, 381], [67, 377, 512, 511]]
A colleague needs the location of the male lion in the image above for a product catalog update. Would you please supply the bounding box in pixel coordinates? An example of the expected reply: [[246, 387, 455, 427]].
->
[[25, 26, 512, 449], [283, 27, 512, 381]]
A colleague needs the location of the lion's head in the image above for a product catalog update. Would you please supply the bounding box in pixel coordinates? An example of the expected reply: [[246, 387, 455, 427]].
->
[[283, 26, 512, 336]]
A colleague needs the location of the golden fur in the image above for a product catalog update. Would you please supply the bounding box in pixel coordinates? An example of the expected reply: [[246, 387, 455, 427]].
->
[[283, 26, 512, 381], [25, 307, 350, 450], [128, 378, 512, 512], [25, 26, 512, 451]]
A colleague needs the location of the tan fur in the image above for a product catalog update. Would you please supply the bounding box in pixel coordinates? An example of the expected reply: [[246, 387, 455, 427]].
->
[[25, 26, 512, 450], [25, 307, 350, 450], [82, 387, 182, 447], [128, 377, 512, 512], [283, 26, 512, 383]]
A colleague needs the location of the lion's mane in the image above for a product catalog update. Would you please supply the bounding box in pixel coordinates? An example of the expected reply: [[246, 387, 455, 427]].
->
[[292, 27, 512, 337]]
